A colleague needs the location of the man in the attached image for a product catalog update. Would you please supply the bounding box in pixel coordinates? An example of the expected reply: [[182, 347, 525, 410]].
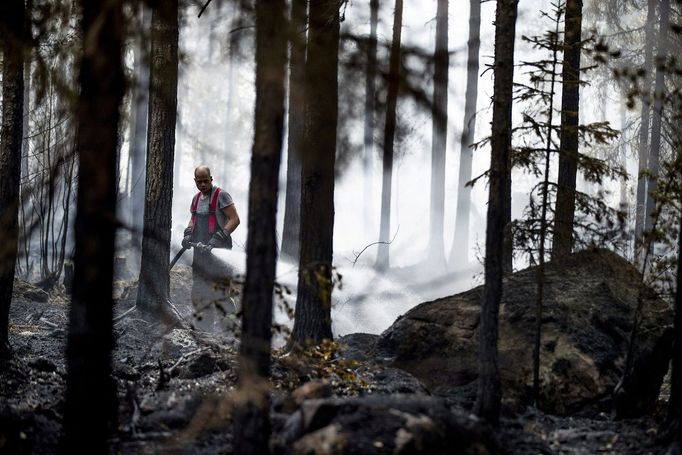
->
[[182, 165, 240, 331]]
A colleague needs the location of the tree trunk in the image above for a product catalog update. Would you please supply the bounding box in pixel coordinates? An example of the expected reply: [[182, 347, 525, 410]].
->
[[375, 0, 404, 271], [644, 0, 670, 235], [130, 5, 150, 254], [136, 0, 178, 319], [552, 0, 583, 258], [232, 0, 287, 452], [220, 5, 240, 184], [667, 178, 682, 426], [450, 0, 480, 269], [362, 0, 379, 233], [533, 12, 561, 406], [281, 0, 307, 260], [0, 0, 25, 357], [474, 0, 518, 426], [427, 0, 449, 266], [634, 0, 657, 243], [63, 0, 124, 451], [290, 0, 340, 345]]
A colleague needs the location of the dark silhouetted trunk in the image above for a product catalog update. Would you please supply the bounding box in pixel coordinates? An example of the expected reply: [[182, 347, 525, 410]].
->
[[450, 0, 480, 269], [376, 0, 404, 271], [474, 0, 518, 426], [291, 0, 340, 344], [533, 12, 561, 406], [427, 0, 449, 265], [136, 0, 178, 318], [0, 0, 25, 357], [281, 0, 307, 260], [668, 185, 682, 426], [130, 5, 150, 252], [362, 0, 379, 231], [232, 0, 287, 452], [644, 0, 669, 234], [634, 0, 657, 242], [63, 0, 124, 451], [552, 0, 583, 258]]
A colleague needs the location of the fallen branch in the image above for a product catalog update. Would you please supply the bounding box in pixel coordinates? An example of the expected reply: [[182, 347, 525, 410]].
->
[[349, 226, 400, 267], [113, 304, 137, 324]]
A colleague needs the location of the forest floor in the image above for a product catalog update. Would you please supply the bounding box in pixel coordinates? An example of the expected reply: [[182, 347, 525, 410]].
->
[[0, 266, 672, 454]]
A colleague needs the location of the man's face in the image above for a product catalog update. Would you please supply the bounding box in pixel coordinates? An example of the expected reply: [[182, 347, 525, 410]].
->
[[194, 170, 212, 194]]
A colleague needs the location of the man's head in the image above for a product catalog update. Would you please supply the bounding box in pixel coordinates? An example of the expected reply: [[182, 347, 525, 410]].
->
[[194, 165, 213, 195]]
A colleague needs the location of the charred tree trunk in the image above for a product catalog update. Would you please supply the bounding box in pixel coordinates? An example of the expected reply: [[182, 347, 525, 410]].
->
[[533, 13, 561, 406], [63, 0, 124, 451], [427, 0, 449, 266], [668, 181, 682, 426], [644, 0, 670, 235], [552, 0, 583, 258], [376, 0, 404, 271], [0, 0, 25, 357], [232, 0, 287, 452], [281, 0, 307, 260], [136, 0, 178, 319], [635, 0, 657, 243], [450, 0, 480, 269], [130, 5, 150, 253], [362, 0, 379, 233], [474, 0, 518, 426], [291, 0, 340, 344]]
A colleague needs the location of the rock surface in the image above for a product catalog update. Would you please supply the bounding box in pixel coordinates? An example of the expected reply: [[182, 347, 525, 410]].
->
[[375, 249, 672, 414], [273, 394, 498, 455]]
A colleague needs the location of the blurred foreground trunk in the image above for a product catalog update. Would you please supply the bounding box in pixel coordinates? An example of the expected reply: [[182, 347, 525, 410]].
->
[[63, 0, 124, 450]]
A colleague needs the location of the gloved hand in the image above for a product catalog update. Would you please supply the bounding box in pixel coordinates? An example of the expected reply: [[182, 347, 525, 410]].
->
[[208, 229, 230, 248], [182, 227, 192, 249]]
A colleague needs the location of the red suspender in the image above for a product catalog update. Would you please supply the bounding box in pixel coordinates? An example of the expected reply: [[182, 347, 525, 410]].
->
[[208, 187, 221, 234], [190, 187, 222, 234], [190, 192, 201, 231]]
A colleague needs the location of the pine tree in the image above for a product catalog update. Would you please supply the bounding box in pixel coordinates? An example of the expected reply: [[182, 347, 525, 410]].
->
[[63, 0, 125, 450], [451, 0, 481, 268], [475, 0, 518, 426], [281, 0, 307, 260], [0, 0, 26, 357], [291, 0, 340, 344], [552, 0, 584, 258], [427, 0, 449, 266], [136, 0, 179, 320], [233, 0, 288, 451], [376, 0, 404, 271]]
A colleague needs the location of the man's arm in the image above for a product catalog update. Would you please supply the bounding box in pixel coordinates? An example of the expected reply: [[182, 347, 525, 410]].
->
[[222, 204, 240, 234]]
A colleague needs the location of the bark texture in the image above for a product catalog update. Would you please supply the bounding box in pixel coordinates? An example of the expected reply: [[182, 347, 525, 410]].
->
[[281, 0, 307, 260], [451, 0, 481, 268], [233, 0, 287, 452], [634, 0, 657, 242], [0, 0, 25, 357], [291, 0, 340, 344], [136, 0, 179, 318], [474, 0, 518, 426], [376, 0, 404, 271], [427, 0, 449, 265], [63, 0, 124, 451], [552, 0, 583, 258]]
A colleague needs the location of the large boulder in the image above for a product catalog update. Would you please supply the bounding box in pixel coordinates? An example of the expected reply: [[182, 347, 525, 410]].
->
[[375, 249, 671, 414], [273, 394, 498, 454]]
